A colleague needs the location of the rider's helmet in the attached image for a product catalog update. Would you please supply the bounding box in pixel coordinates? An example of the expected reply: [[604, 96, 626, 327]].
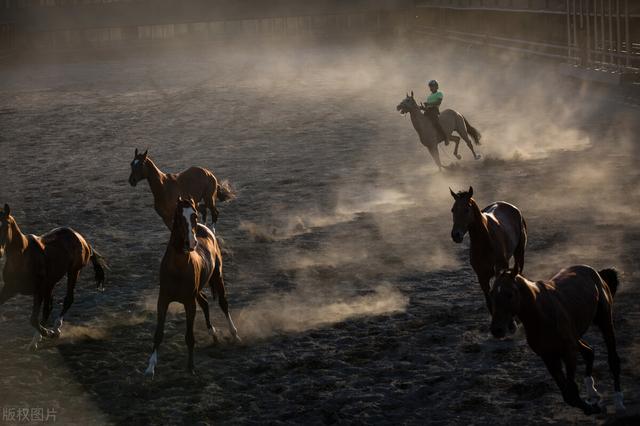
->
[[428, 79, 439, 89]]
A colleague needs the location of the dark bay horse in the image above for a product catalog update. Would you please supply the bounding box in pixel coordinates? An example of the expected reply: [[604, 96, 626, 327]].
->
[[0, 204, 106, 350], [145, 198, 240, 378], [129, 149, 235, 230], [397, 91, 482, 170], [490, 266, 625, 415], [450, 187, 527, 322]]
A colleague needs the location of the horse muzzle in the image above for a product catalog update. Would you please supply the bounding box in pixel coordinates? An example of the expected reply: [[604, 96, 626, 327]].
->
[[451, 230, 465, 243], [128, 175, 138, 187]]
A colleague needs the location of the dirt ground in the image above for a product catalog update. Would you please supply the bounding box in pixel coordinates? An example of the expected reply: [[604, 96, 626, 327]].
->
[[0, 37, 638, 425]]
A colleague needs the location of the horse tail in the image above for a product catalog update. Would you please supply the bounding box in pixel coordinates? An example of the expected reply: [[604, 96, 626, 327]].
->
[[598, 268, 619, 297], [463, 116, 482, 145], [216, 179, 236, 203], [89, 248, 108, 291]]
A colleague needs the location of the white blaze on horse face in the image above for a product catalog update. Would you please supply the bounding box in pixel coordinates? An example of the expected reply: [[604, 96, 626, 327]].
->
[[182, 207, 197, 250], [145, 350, 158, 376]]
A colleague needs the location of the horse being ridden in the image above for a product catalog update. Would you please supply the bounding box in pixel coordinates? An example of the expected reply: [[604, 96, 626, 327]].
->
[[450, 187, 527, 323], [397, 91, 482, 170], [490, 266, 625, 415], [0, 204, 106, 350], [128, 149, 235, 230], [145, 198, 240, 377]]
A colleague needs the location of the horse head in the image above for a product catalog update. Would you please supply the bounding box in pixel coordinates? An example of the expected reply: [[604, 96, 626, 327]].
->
[[489, 268, 520, 338], [172, 197, 199, 253], [0, 204, 13, 259], [449, 186, 474, 243], [396, 91, 419, 115], [129, 148, 148, 187]]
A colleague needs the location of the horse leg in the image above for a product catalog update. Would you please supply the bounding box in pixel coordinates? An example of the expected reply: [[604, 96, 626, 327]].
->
[[597, 313, 625, 412], [578, 339, 601, 404], [54, 269, 80, 337], [478, 274, 493, 316], [210, 268, 240, 341], [40, 287, 54, 332], [426, 145, 444, 171], [453, 139, 462, 160], [562, 351, 600, 414], [514, 229, 527, 275], [196, 291, 218, 344], [461, 133, 480, 160], [205, 196, 218, 230], [28, 292, 45, 351], [185, 298, 197, 375], [145, 294, 169, 378]]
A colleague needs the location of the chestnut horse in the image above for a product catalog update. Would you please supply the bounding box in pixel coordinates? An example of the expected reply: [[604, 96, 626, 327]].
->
[[128, 149, 235, 230], [145, 198, 240, 378], [0, 204, 106, 350], [490, 266, 625, 415], [450, 187, 527, 322]]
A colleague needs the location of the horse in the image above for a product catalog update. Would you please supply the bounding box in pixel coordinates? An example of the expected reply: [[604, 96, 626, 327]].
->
[[490, 266, 625, 415], [397, 91, 481, 170], [0, 204, 106, 350], [450, 186, 527, 325], [144, 197, 240, 378], [128, 149, 235, 230]]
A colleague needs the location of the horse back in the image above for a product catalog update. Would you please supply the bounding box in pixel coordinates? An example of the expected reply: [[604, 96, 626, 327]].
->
[[483, 202, 525, 259], [176, 167, 217, 197], [39, 227, 91, 276], [548, 265, 601, 336]]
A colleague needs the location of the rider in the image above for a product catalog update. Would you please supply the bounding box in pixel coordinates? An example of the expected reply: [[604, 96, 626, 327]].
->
[[422, 80, 449, 144]]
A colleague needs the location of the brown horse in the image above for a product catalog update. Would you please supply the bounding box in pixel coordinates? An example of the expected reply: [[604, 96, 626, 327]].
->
[[490, 266, 625, 415], [450, 187, 527, 322], [128, 149, 235, 230], [145, 198, 240, 377], [0, 204, 106, 350]]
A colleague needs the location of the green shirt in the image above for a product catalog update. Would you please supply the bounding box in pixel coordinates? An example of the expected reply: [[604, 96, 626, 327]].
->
[[426, 91, 443, 107]]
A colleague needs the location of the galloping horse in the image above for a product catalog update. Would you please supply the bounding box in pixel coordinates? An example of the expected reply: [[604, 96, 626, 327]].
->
[[490, 266, 625, 415], [397, 91, 481, 170], [145, 198, 240, 377], [450, 187, 527, 323], [128, 149, 235, 230], [0, 204, 106, 350]]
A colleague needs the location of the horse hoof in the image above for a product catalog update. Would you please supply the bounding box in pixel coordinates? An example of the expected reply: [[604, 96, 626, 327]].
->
[[144, 368, 155, 379], [455, 154, 462, 160], [188, 368, 197, 376], [475, 154, 482, 160]]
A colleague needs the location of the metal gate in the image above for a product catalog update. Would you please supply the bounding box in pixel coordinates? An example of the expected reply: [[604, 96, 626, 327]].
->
[[565, 0, 636, 71]]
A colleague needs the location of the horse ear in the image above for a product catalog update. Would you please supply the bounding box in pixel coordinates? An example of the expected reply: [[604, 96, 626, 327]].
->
[[468, 186, 473, 197], [449, 187, 457, 199], [3, 203, 9, 216], [142, 148, 148, 158], [134, 148, 138, 156], [411, 90, 414, 98]]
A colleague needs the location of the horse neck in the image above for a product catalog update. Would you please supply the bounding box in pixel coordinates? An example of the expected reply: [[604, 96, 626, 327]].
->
[[144, 159, 167, 200], [408, 107, 427, 134], [514, 277, 543, 337], [467, 200, 491, 249], [6, 220, 28, 256]]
